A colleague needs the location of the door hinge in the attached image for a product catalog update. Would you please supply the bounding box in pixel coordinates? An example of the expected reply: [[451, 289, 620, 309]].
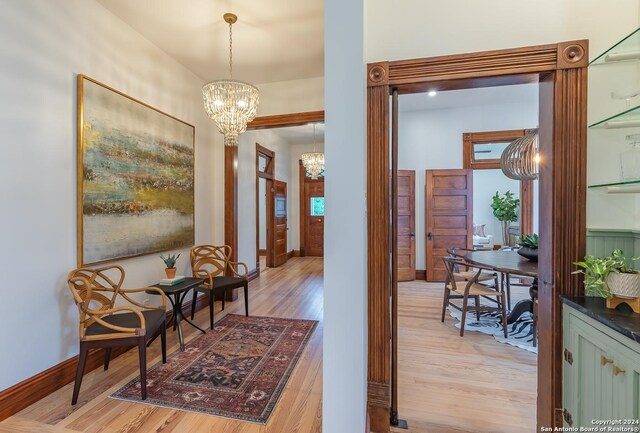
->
[[564, 348, 573, 365], [562, 409, 573, 427]]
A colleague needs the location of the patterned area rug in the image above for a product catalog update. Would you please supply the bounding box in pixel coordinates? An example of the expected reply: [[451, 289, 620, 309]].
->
[[448, 305, 537, 353], [110, 314, 318, 424]]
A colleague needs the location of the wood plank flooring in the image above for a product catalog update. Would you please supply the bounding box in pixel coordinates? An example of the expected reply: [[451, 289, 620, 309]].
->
[[393, 280, 537, 433], [3, 259, 536, 433], [3, 257, 323, 433]]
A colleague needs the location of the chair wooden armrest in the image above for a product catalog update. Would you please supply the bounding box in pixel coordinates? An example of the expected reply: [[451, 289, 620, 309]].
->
[[193, 269, 214, 288], [229, 261, 248, 279], [120, 287, 167, 309]]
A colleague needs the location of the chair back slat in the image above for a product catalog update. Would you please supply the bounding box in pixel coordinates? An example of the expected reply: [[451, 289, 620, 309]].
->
[[67, 265, 125, 335], [190, 245, 232, 279]]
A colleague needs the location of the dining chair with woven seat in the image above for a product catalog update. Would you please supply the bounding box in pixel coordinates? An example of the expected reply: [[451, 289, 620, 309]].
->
[[67, 265, 167, 405], [190, 245, 249, 330], [446, 247, 499, 285], [441, 256, 508, 337]]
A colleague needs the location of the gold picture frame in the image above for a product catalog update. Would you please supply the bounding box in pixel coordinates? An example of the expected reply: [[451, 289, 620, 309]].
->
[[77, 74, 195, 267]]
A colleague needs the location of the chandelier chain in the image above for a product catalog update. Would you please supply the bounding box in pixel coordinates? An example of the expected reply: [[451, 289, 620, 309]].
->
[[228, 21, 233, 79]]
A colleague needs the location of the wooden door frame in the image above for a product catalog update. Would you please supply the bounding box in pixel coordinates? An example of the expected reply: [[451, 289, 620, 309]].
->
[[224, 111, 325, 281], [367, 41, 588, 432], [462, 129, 534, 238], [256, 143, 275, 272], [299, 160, 325, 257]]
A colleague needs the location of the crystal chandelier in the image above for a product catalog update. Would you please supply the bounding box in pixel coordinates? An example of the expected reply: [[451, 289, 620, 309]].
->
[[500, 128, 539, 180], [202, 13, 259, 147], [302, 124, 325, 179]]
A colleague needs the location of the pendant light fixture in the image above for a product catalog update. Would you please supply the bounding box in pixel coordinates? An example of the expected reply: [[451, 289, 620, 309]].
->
[[301, 124, 325, 179], [202, 12, 259, 147], [500, 128, 539, 180]]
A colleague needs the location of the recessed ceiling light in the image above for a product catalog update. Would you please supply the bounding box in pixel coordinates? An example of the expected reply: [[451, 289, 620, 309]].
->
[[428, 90, 437, 97]]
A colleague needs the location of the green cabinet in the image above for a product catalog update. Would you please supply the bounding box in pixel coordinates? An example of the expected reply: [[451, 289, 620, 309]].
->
[[563, 305, 640, 428]]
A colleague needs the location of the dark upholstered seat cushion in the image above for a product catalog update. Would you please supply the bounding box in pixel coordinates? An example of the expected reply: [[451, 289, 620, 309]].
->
[[196, 276, 247, 292], [85, 309, 165, 337]]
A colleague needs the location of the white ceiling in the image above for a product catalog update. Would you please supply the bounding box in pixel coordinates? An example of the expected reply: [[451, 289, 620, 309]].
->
[[97, 0, 324, 84], [399, 83, 539, 112]]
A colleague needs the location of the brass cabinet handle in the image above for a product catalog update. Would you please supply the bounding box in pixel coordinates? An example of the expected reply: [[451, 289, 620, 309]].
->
[[613, 365, 626, 376], [601, 355, 613, 366]]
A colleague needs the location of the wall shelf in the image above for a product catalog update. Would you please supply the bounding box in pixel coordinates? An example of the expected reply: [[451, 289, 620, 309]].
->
[[589, 104, 640, 129], [591, 27, 640, 66], [589, 179, 640, 193]]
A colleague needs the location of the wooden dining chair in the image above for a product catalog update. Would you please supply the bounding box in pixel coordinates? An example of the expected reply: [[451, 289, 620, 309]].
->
[[67, 265, 167, 404], [190, 245, 249, 330], [441, 256, 508, 337], [446, 247, 499, 286]]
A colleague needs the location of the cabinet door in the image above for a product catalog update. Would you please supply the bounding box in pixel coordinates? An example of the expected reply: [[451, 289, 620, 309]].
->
[[612, 343, 640, 421]]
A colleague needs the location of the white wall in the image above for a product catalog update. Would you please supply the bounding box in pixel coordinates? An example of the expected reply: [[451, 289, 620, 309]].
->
[[256, 77, 324, 116], [324, 0, 367, 431], [0, 0, 221, 390], [398, 99, 538, 270]]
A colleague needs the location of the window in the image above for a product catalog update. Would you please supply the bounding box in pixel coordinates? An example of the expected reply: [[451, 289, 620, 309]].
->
[[310, 197, 325, 216], [463, 130, 528, 169]]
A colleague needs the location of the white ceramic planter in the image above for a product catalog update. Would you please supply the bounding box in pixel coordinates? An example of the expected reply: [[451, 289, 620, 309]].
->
[[607, 272, 640, 299]]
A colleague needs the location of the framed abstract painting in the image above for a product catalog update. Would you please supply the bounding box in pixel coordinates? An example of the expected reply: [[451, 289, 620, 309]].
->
[[77, 75, 195, 266]]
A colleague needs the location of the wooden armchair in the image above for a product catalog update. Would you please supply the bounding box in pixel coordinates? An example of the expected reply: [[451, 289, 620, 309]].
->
[[446, 247, 499, 285], [67, 265, 167, 405], [189, 245, 249, 330], [441, 256, 507, 337]]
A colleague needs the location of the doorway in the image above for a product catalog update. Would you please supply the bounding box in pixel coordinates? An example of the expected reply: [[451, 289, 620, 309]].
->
[[367, 41, 588, 433], [299, 160, 325, 257], [256, 143, 275, 270]]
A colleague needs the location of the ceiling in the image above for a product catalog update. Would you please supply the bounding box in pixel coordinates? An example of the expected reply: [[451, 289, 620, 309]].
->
[[399, 83, 539, 112], [97, 0, 324, 84]]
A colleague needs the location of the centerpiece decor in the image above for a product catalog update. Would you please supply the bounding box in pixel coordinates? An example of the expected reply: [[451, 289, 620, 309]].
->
[[517, 233, 538, 261], [490, 191, 519, 246], [160, 253, 180, 279]]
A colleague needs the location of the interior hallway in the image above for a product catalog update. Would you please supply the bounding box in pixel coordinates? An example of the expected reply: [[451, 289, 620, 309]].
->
[[394, 281, 537, 433], [1, 258, 323, 433]]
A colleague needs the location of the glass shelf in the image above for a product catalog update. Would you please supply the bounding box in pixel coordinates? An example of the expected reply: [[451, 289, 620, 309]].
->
[[589, 104, 640, 129], [591, 27, 640, 66], [589, 179, 640, 193]]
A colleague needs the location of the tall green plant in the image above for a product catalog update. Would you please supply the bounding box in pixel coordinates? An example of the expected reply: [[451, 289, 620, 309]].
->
[[490, 191, 519, 223]]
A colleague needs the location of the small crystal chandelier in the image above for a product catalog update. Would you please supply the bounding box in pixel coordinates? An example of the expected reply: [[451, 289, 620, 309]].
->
[[202, 13, 259, 147], [500, 128, 539, 180], [302, 124, 325, 179]]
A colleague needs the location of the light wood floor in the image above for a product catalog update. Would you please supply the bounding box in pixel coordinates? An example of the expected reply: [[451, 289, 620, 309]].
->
[[393, 280, 538, 433], [1, 257, 323, 433]]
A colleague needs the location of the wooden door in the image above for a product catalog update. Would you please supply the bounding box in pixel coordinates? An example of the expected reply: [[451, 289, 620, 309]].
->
[[305, 181, 325, 256], [271, 180, 288, 267], [425, 169, 473, 281], [397, 170, 415, 281]]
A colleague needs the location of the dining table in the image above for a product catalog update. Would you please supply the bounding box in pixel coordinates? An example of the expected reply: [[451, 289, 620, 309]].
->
[[460, 249, 538, 323]]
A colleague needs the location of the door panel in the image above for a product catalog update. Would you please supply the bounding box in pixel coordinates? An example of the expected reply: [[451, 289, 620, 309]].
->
[[305, 180, 324, 257], [397, 170, 416, 281], [272, 180, 288, 267], [426, 169, 473, 281]]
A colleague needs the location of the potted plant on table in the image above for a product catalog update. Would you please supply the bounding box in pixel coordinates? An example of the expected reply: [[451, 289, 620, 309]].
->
[[573, 249, 640, 299], [490, 191, 520, 246], [517, 233, 538, 261], [160, 253, 180, 279]]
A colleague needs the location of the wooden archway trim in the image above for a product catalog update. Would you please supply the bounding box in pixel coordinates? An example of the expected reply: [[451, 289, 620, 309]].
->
[[367, 40, 588, 432], [224, 110, 325, 297]]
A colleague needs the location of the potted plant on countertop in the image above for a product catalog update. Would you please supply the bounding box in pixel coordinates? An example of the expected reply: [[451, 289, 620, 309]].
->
[[160, 253, 180, 279], [573, 249, 640, 299], [517, 233, 538, 262], [490, 191, 519, 246]]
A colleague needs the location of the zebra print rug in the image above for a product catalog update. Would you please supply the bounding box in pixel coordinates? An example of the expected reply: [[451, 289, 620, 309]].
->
[[447, 305, 537, 354]]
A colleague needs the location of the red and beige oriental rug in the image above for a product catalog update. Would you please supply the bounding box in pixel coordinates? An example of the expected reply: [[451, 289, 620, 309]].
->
[[110, 314, 318, 424]]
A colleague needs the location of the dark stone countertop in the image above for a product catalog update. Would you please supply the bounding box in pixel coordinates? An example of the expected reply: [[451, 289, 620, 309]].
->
[[561, 296, 640, 344]]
